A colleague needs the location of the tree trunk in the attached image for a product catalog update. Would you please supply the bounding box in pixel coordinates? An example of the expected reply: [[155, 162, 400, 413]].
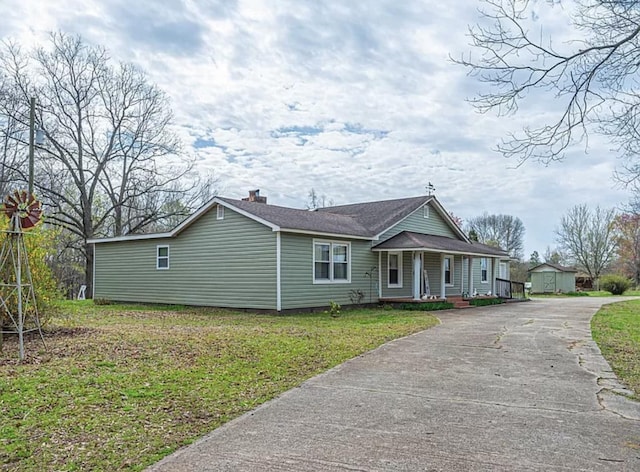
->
[[84, 242, 93, 299]]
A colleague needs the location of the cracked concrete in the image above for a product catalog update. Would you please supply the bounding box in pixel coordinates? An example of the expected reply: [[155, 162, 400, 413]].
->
[[147, 297, 640, 471]]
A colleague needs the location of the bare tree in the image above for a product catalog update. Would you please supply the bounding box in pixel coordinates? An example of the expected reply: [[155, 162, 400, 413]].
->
[[0, 33, 200, 296], [543, 246, 568, 265], [306, 188, 333, 209], [466, 212, 525, 259], [556, 204, 617, 287], [456, 0, 640, 184]]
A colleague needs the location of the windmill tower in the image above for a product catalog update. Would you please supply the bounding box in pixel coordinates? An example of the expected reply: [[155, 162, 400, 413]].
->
[[0, 190, 45, 360]]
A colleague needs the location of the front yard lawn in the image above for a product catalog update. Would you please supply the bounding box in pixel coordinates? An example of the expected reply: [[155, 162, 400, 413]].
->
[[592, 299, 640, 400], [0, 302, 438, 471]]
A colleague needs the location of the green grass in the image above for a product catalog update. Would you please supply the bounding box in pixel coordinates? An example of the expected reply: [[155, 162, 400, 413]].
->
[[592, 299, 640, 400], [0, 301, 439, 471], [531, 290, 640, 298]]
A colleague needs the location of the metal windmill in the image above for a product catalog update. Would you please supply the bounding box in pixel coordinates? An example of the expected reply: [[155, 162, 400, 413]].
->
[[0, 98, 45, 360], [0, 190, 45, 359]]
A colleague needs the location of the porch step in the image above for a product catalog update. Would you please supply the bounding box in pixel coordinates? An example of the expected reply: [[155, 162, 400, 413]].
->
[[453, 300, 471, 309], [454, 304, 473, 309]]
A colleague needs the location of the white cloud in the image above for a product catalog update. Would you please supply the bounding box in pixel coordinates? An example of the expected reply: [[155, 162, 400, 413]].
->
[[0, 0, 632, 257]]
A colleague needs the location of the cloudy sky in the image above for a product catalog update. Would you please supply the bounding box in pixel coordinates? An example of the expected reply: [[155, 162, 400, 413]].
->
[[0, 0, 630, 257]]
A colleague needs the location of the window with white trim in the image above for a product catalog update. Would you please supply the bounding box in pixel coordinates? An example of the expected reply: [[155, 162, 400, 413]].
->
[[217, 205, 224, 220], [480, 258, 488, 283], [157, 245, 170, 270], [388, 252, 402, 288], [313, 240, 350, 283], [444, 255, 453, 285], [423, 205, 430, 218]]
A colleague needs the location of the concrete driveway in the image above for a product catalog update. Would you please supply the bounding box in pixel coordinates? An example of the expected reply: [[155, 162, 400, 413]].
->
[[148, 297, 640, 471]]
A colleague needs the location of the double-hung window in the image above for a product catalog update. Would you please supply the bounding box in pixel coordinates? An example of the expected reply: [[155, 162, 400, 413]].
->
[[444, 255, 453, 286], [388, 252, 402, 287], [157, 245, 170, 270], [314, 240, 350, 283], [480, 258, 488, 283]]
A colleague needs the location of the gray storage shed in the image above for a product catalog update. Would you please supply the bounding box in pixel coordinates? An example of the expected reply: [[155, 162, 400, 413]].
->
[[529, 263, 577, 293]]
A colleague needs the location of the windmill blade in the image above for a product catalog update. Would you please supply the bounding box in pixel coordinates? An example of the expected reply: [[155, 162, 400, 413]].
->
[[2, 190, 43, 231]]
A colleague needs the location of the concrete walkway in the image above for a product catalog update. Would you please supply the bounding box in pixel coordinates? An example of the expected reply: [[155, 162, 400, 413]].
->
[[148, 298, 640, 471]]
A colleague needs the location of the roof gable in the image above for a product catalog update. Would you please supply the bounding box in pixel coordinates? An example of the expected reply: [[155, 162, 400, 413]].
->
[[529, 263, 577, 273]]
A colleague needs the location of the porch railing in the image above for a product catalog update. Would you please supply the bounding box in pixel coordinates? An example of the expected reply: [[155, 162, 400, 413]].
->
[[496, 278, 526, 300]]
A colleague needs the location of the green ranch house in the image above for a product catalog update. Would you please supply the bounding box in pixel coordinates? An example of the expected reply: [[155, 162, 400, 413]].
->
[[88, 190, 514, 311]]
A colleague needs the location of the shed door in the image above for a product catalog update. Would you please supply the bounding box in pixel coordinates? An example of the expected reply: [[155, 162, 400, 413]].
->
[[542, 273, 556, 293]]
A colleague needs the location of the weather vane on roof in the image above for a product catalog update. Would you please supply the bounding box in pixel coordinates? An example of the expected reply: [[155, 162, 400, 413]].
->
[[426, 182, 435, 196]]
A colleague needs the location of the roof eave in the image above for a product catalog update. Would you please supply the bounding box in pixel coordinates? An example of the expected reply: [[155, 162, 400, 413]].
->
[[280, 228, 374, 240], [371, 246, 507, 258]]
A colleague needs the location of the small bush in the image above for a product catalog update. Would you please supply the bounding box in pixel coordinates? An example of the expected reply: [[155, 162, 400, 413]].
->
[[348, 289, 364, 305], [0, 221, 62, 328], [566, 291, 589, 297], [600, 275, 632, 295], [469, 298, 504, 307], [400, 302, 454, 311], [325, 301, 341, 317], [93, 298, 113, 305]]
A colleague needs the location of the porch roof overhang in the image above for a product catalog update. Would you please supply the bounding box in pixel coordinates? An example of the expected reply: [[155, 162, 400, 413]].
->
[[372, 231, 510, 259]]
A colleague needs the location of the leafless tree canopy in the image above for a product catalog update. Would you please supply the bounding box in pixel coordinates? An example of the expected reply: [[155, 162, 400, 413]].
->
[[556, 204, 617, 282], [465, 212, 525, 259], [456, 0, 640, 183], [306, 188, 334, 209], [0, 33, 216, 294]]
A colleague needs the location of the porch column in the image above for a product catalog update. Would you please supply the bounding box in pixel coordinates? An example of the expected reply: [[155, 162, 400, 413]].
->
[[461, 257, 465, 296], [491, 257, 497, 295], [468, 256, 474, 296], [413, 251, 421, 300], [440, 253, 446, 299], [378, 251, 382, 298]]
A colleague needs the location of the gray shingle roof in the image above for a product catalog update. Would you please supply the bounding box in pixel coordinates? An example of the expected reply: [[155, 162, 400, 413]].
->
[[219, 198, 372, 237], [220, 195, 433, 238], [373, 231, 509, 257], [315, 195, 432, 236], [528, 263, 577, 272]]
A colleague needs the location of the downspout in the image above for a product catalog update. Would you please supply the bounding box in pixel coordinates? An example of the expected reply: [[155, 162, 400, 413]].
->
[[92, 243, 96, 299], [276, 232, 281, 311], [378, 251, 382, 299]]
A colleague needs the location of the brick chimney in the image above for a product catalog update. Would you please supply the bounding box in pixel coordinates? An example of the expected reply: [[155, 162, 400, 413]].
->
[[242, 189, 267, 204]]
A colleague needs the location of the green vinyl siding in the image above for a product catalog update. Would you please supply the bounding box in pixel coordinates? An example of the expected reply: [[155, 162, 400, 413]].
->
[[280, 233, 378, 309], [380, 252, 413, 298], [423, 253, 462, 297], [460, 257, 498, 296], [378, 202, 457, 242], [530, 270, 575, 293], [94, 205, 277, 309]]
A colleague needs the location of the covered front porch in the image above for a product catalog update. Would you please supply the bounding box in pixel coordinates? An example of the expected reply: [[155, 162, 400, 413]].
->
[[372, 232, 510, 303]]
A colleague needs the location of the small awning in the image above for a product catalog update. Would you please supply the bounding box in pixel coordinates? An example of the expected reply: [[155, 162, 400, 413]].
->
[[373, 231, 509, 258]]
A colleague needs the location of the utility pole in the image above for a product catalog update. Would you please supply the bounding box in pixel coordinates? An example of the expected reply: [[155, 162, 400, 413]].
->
[[28, 97, 35, 196]]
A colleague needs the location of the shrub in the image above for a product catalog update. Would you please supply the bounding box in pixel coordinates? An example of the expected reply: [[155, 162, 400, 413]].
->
[[325, 301, 341, 317], [469, 298, 504, 307], [400, 302, 454, 311], [0, 219, 62, 328], [93, 298, 113, 306], [600, 274, 632, 295], [566, 291, 589, 297]]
